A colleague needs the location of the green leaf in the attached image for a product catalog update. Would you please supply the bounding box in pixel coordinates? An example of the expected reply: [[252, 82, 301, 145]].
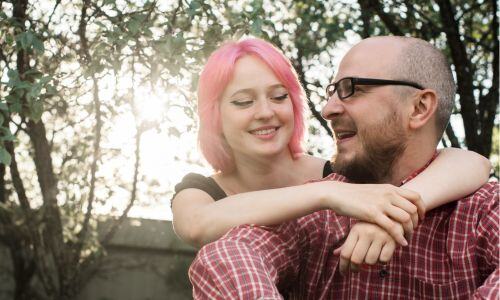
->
[[32, 37, 45, 53], [0, 127, 15, 142], [126, 19, 141, 35], [0, 103, 8, 111], [0, 147, 11, 166], [15, 31, 44, 53], [102, 0, 115, 6], [5, 34, 14, 46], [39, 76, 52, 86], [16, 31, 34, 50], [188, 0, 202, 17], [7, 69, 19, 81], [250, 19, 263, 35], [30, 101, 43, 122]]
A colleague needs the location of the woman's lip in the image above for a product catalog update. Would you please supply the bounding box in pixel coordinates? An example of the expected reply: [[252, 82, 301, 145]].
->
[[249, 125, 279, 132], [250, 127, 279, 140]]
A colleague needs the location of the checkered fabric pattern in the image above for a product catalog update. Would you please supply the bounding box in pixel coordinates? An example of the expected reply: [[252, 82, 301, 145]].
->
[[189, 174, 499, 299]]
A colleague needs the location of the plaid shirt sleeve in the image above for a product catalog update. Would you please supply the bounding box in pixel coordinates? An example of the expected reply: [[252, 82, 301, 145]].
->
[[188, 220, 304, 300], [188, 173, 349, 300], [473, 183, 499, 299]]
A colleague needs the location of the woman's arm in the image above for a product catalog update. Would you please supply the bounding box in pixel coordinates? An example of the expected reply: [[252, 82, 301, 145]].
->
[[402, 148, 491, 211], [172, 181, 423, 248], [335, 148, 491, 273]]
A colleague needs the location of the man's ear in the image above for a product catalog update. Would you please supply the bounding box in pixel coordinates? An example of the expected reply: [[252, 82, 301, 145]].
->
[[408, 89, 438, 130]]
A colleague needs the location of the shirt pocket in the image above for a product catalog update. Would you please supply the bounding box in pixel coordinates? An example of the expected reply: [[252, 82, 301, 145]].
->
[[411, 278, 475, 300]]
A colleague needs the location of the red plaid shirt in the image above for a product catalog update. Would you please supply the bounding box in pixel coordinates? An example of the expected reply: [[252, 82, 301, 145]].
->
[[189, 171, 499, 299]]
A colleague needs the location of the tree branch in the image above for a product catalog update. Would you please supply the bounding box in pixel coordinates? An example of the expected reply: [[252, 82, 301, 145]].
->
[[75, 0, 103, 269], [75, 75, 102, 261], [359, 0, 404, 35], [294, 48, 333, 137], [445, 123, 461, 148], [101, 54, 141, 246], [478, 0, 498, 158], [436, 0, 481, 153]]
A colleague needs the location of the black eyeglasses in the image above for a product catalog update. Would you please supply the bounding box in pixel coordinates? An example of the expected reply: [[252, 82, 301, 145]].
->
[[325, 77, 425, 100]]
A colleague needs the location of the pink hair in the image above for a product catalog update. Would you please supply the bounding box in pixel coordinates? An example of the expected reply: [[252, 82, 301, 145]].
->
[[197, 38, 307, 173]]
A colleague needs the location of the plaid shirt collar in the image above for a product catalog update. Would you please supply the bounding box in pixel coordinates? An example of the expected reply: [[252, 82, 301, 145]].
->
[[400, 151, 439, 186]]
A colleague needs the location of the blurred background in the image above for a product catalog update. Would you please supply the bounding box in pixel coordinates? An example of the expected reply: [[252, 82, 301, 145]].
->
[[0, 0, 497, 299]]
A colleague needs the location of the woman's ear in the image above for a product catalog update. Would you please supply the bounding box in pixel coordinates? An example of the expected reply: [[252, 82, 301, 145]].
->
[[408, 89, 438, 130]]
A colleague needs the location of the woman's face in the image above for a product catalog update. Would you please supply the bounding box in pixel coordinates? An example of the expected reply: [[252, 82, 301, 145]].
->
[[219, 55, 295, 161]]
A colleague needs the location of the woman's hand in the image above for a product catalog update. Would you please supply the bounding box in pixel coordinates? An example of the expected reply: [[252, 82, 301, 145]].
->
[[334, 222, 399, 274], [322, 182, 425, 245]]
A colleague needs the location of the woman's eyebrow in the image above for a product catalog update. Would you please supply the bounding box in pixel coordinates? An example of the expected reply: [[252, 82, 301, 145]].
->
[[266, 84, 286, 91], [229, 89, 253, 98]]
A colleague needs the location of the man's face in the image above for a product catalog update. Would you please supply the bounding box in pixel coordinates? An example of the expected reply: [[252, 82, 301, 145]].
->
[[321, 40, 409, 183]]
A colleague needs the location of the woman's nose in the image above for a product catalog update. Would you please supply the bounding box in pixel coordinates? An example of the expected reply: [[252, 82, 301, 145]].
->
[[254, 98, 274, 119]]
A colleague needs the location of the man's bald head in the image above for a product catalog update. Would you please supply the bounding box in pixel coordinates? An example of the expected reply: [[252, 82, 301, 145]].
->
[[353, 36, 456, 137]]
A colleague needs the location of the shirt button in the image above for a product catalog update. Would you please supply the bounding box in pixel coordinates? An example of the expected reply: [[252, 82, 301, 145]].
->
[[379, 269, 389, 278]]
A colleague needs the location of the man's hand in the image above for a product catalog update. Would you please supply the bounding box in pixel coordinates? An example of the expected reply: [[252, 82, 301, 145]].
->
[[333, 222, 401, 274], [325, 182, 425, 246]]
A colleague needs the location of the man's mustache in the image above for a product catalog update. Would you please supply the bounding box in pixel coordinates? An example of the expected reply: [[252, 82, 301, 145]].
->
[[329, 118, 357, 132]]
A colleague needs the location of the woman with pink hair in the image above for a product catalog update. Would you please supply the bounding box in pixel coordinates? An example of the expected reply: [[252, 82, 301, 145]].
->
[[171, 38, 490, 265]]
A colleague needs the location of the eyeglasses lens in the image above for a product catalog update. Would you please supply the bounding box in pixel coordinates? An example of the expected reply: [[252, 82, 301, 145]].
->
[[338, 78, 352, 99]]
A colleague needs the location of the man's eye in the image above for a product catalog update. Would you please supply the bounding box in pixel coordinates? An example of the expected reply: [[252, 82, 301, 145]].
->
[[230, 99, 253, 107], [272, 93, 289, 101], [353, 87, 364, 93]]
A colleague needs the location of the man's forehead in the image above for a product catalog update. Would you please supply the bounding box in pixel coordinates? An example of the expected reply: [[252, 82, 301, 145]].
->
[[332, 39, 402, 81]]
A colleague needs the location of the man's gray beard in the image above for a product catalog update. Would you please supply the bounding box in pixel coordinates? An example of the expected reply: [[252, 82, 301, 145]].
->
[[332, 113, 408, 184]]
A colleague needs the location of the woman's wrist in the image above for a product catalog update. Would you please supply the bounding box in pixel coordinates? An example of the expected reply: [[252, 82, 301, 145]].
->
[[313, 180, 342, 211]]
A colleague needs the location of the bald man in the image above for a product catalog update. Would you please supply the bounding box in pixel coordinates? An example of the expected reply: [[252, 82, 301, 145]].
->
[[189, 36, 498, 299]]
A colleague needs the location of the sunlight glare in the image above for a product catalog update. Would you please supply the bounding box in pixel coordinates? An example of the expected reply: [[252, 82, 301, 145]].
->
[[135, 86, 165, 122]]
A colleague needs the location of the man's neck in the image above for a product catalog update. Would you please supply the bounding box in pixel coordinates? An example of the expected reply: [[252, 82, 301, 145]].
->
[[387, 146, 437, 186]]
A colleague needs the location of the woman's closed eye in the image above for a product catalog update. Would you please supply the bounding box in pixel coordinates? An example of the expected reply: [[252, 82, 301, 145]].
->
[[230, 99, 253, 107], [271, 93, 289, 101]]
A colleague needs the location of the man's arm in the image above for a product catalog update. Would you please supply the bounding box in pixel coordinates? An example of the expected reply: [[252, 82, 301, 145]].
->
[[473, 182, 499, 299]]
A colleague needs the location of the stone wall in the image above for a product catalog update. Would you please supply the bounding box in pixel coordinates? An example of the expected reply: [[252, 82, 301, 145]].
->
[[0, 218, 197, 300]]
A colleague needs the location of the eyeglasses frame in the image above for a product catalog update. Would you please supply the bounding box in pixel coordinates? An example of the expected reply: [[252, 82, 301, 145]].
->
[[326, 77, 425, 100]]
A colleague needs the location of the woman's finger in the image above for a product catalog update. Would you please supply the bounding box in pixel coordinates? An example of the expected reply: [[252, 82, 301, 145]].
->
[[385, 205, 411, 225], [396, 187, 426, 220], [373, 214, 408, 246], [390, 196, 417, 215]]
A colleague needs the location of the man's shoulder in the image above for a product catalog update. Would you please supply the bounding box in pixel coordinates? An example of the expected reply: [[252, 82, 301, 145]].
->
[[459, 181, 498, 208], [469, 180, 498, 198], [427, 181, 499, 225]]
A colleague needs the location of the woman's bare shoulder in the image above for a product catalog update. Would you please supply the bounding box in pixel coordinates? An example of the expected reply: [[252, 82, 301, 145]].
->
[[295, 154, 328, 181]]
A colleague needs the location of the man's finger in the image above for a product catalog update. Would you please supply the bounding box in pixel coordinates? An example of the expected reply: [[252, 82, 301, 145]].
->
[[379, 241, 396, 264], [365, 240, 384, 265], [339, 233, 359, 275]]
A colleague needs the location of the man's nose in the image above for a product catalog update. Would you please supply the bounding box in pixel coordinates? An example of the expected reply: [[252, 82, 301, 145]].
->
[[321, 94, 345, 120]]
